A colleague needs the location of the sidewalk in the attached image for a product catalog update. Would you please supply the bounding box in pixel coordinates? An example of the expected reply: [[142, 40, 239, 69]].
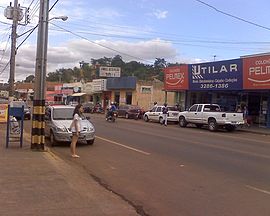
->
[[0, 124, 138, 216], [236, 124, 270, 136]]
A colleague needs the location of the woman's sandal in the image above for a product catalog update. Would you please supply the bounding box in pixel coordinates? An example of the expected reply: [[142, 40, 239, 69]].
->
[[71, 154, 80, 158]]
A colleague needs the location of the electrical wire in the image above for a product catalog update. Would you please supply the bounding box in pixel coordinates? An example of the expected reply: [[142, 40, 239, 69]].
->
[[0, 21, 12, 26], [0, 60, 10, 76], [66, 19, 270, 46], [50, 22, 153, 63], [194, 0, 270, 31]]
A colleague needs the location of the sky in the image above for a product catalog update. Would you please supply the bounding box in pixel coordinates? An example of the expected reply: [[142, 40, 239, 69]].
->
[[0, 0, 270, 82]]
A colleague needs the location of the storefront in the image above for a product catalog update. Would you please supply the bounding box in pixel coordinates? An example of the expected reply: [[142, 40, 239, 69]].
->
[[164, 54, 270, 128], [163, 65, 189, 111], [242, 53, 270, 128], [107, 76, 137, 106]]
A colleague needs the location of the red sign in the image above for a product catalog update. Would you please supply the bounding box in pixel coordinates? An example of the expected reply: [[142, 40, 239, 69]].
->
[[164, 65, 189, 90], [243, 55, 270, 89]]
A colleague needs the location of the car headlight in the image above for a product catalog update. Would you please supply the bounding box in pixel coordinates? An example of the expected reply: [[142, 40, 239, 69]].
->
[[88, 127, 94, 132], [55, 127, 67, 132]]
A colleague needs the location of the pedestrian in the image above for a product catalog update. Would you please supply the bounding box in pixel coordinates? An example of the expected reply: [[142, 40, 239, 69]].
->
[[70, 104, 84, 158], [162, 103, 169, 126], [243, 105, 250, 127], [236, 105, 242, 113]]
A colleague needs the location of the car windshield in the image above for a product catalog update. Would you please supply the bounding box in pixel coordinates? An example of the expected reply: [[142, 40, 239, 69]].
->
[[203, 105, 221, 112], [53, 108, 74, 120], [168, 106, 178, 111]]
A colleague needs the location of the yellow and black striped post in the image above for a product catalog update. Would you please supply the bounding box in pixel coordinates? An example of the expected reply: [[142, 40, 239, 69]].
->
[[31, 100, 45, 150]]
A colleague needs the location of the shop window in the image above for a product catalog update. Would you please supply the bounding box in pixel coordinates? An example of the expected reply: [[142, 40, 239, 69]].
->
[[126, 92, 132, 105], [114, 92, 120, 104]]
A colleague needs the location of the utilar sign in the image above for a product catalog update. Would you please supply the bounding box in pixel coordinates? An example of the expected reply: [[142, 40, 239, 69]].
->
[[189, 59, 243, 91]]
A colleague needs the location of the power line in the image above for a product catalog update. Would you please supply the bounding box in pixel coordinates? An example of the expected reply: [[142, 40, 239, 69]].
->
[[194, 0, 270, 31], [47, 25, 270, 51], [0, 60, 10, 76], [0, 35, 11, 63], [0, 20, 12, 26], [50, 22, 153, 63], [67, 19, 270, 46]]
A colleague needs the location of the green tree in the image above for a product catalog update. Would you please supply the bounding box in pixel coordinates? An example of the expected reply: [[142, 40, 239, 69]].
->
[[24, 75, 35, 83]]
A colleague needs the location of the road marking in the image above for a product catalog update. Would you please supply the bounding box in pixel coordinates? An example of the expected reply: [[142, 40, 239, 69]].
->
[[96, 136, 151, 156], [246, 185, 270, 195]]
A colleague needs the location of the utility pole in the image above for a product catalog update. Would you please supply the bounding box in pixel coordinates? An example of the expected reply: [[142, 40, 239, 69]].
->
[[31, 0, 49, 150], [9, 0, 19, 101]]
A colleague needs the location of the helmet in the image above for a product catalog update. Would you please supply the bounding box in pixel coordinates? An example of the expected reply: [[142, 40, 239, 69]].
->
[[111, 102, 114, 105]]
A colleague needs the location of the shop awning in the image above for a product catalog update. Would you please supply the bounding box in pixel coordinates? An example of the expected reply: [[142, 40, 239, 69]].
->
[[72, 92, 86, 97]]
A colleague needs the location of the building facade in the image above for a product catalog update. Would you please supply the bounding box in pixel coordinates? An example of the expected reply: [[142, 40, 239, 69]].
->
[[164, 53, 270, 128]]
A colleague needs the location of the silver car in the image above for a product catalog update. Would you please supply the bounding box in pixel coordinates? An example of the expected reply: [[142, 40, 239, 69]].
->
[[143, 105, 180, 124], [45, 105, 95, 146]]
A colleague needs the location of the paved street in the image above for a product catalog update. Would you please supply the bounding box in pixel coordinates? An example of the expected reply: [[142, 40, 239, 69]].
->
[[23, 114, 270, 216]]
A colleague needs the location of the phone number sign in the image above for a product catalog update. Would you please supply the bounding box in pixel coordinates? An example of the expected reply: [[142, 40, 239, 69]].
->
[[189, 59, 243, 90]]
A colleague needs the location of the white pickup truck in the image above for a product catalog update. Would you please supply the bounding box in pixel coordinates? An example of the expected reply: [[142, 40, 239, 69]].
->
[[178, 104, 244, 131]]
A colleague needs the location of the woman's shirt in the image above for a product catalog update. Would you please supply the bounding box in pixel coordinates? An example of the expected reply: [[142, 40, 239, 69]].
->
[[70, 113, 82, 132]]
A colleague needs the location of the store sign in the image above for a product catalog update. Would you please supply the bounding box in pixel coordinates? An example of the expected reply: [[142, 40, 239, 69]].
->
[[164, 65, 188, 90], [0, 103, 8, 123], [99, 66, 121, 77], [92, 79, 107, 92], [189, 59, 242, 90], [243, 55, 270, 89]]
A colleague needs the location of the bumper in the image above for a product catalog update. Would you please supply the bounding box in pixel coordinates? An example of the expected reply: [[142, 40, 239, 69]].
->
[[54, 131, 95, 142], [222, 121, 244, 126]]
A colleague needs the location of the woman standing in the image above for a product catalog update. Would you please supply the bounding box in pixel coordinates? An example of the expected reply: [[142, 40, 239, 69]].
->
[[70, 104, 84, 158]]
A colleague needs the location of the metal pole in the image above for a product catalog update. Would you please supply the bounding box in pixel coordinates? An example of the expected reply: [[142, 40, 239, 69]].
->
[[9, 0, 19, 101], [31, 0, 49, 150]]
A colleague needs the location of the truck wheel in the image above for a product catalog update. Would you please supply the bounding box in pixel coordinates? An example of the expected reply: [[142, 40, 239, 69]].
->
[[208, 119, 217, 132], [179, 116, 187, 127], [225, 125, 236, 132], [144, 115, 149, 122]]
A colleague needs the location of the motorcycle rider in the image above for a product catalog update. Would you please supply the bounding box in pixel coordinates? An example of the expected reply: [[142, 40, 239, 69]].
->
[[106, 102, 117, 120]]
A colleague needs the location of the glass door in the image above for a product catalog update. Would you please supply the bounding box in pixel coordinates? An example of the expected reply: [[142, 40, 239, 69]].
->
[[259, 95, 268, 128]]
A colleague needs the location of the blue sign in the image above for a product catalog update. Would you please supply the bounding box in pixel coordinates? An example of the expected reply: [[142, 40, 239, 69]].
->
[[189, 59, 243, 90]]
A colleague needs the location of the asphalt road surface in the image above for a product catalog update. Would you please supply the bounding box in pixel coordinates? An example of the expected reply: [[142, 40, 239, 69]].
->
[[26, 115, 270, 216]]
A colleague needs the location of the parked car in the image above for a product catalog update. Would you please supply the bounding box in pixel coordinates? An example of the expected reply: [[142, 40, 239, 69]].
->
[[117, 105, 144, 119], [44, 105, 95, 146], [12, 101, 31, 120], [143, 105, 180, 123], [178, 104, 244, 131], [93, 104, 104, 113], [68, 101, 78, 107], [82, 102, 94, 113]]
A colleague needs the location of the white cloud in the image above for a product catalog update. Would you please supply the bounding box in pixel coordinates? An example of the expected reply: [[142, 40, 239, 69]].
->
[[152, 9, 168, 19], [1, 38, 178, 82]]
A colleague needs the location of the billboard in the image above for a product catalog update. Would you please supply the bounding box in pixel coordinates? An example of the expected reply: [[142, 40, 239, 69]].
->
[[99, 66, 121, 77], [189, 59, 243, 91], [243, 55, 270, 89], [164, 65, 189, 90], [0, 103, 8, 123]]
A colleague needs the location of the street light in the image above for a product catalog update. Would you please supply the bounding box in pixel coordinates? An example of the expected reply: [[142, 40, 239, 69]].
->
[[49, 15, 68, 22]]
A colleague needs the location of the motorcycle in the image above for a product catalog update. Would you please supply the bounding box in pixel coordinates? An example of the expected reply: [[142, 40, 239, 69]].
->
[[106, 111, 117, 122]]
